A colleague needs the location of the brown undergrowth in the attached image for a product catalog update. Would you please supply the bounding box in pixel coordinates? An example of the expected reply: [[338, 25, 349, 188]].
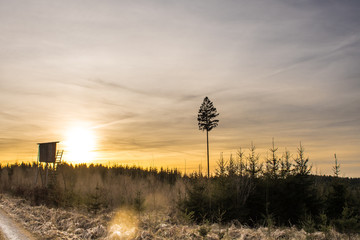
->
[[0, 194, 356, 240]]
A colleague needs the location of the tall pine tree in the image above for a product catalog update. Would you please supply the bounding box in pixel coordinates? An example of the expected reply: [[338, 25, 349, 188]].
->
[[197, 97, 219, 178]]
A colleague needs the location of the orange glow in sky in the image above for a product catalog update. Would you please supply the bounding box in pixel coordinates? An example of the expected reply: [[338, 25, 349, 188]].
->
[[0, 1, 359, 177]]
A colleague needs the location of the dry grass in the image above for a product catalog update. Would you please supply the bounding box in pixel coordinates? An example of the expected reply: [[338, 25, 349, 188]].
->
[[0, 163, 182, 213], [0, 194, 106, 239], [0, 194, 356, 240], [0, 230, 6, 240]]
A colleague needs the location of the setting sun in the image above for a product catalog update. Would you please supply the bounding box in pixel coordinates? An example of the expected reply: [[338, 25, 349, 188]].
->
[[64, 126, 97, 164]]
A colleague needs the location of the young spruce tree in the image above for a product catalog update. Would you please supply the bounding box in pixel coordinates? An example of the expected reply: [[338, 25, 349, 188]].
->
[[293, 142, 312, 176], [246, 142, 262, 178], [265, 138, 280, 179], [333, 153, 340, 177], [280, 149, 292, 178], [237, 147, 246, 176]]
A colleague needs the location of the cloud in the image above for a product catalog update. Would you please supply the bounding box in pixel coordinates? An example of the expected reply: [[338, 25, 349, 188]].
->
[[0, 0, 360, 175]]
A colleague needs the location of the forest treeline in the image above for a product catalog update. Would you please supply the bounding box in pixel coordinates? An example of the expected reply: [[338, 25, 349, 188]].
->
[[181, 143, 360, 237], [0, 162, 181, 213], [0, 142, 360, 236]]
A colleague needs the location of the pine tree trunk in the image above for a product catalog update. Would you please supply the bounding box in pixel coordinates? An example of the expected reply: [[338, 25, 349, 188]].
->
[[206, 129, 209, 178]]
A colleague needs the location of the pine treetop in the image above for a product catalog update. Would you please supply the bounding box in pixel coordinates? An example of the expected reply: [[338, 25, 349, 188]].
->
[[197, 96, 219, 132]]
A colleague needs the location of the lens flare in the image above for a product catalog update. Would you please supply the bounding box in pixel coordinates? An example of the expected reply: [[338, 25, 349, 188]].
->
[[107, 209, 139, 239]]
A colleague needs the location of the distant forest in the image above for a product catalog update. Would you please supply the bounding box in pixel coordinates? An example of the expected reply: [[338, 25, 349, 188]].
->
[[1, 143, 360, 236]]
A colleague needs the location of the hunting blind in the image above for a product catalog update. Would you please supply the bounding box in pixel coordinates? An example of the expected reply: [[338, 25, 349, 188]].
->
[[34, 141, 64, 187]]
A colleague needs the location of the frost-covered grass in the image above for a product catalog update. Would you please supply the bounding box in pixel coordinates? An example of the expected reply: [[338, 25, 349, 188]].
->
[[0, 194, 107, 239], [0, 194, 357, 240]]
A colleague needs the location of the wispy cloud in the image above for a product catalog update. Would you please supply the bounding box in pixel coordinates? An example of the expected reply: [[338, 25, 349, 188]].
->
[[0, 0, 359, 175], [260, 34, 360, 80]]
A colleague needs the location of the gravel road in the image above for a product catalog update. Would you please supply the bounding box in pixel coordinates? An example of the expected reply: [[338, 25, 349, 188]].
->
[[0, 208, 35, 240]]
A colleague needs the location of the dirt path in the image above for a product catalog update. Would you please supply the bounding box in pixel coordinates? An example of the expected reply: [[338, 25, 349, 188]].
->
[[0, 208, 35, 240]]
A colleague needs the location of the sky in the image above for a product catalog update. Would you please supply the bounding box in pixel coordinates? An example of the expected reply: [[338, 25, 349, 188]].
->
[[0, 0, 359, 176]]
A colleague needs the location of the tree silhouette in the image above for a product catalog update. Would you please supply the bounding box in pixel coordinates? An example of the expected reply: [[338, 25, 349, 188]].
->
[[197, 96, 219, 178], [237, 147, 246, 176], [246, 142, 262, 178], [293, 142, 312, 176], [265, 138, 279, 179], [280, 149, 292, 178], [333, 153, 341, 177]]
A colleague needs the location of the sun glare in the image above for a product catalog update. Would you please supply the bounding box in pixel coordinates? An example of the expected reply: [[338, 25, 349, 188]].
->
[[108, 209, 139, 239], [64, 126, 97, 164]]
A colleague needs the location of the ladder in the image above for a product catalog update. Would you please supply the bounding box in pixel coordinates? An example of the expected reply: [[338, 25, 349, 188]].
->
[[55, 150, 64, 163], [48, 150, 64, 186]]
